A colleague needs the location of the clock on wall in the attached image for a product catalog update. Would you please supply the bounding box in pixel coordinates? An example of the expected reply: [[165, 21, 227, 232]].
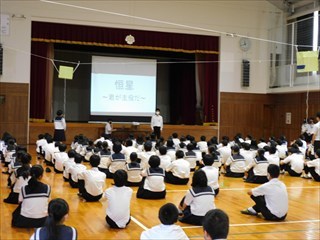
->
[[239, 37, 251, 52]]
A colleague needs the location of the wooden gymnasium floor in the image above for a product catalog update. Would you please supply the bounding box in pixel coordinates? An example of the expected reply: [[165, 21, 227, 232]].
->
[[1, 146, 319, 240]]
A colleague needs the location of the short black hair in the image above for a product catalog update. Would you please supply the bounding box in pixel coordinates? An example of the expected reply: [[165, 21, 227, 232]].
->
[[74, 153, 82, 164], [200, 135, 206, 141], [58, 143, 67, 152], [126, 139, 133, 147], [68, 149, 76, 158], [130, 152, 138, 162], [175, 150, 184, 159], [221, 139, 228, 146], [148, 155, 160, 168], [268, 164, 280, 178], [90, 154, 100, 167], [186, 143, 194, 151], [144, 141, 152, 151], [158, 203, 179, 225], [156, 108, 160, 111], [166, 139, 174, 147], [316, 112, 320, 118], [191, 170, 208, 188], [203, 154, 214, 166], [203, 209, 229, 239], [232, 145, 240, 153], [172, 133, 178, 138], [112, 142, 122, 153], [315, 149, 320, 158], [56, 110, 63, 116], [269, 146, 277, 154], [113, 170, 127, 187], [159, 146, 167, 155], [242, 142, 250, 150]]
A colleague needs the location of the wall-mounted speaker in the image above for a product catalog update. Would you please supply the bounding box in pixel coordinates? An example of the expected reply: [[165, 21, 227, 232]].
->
[[0, 44, 3, 75], [242, 59, 250, 87]]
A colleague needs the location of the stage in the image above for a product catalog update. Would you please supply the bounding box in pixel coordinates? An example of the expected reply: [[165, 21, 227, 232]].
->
[[29, 122, 218, 144]]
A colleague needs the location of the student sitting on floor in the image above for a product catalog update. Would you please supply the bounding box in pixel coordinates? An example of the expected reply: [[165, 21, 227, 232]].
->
[[136, 155, 166, 199], [179, 170, 215, 226], [224, 145, 246, 178], [280, 145, 304, 176], [124, 152, 143, 186], [158, 146, 172, 170], [200, 154, 220, 196], [241, 164, 288, 221], [165, 150, 190, 185], [165, 139, 177, 161], [216, 139, 231, 172], [63, 150, 76, 182], [4, 152, 31, 204], [303, 149, 320, 182], [12, 165, 51, 228], [97, 141, 112, 176], [30, 198, 77, 240], [36, 134, 47, 160], [105, 142, 126, 178], [53, 143, 69, 173], [104, 170, 133, 229], [140, 203, 189, 240], [69, 153, 87, 188], [203, 209, 229, 240], [184, 143, 198, 171], [244, 149, 269, 184], [265, 145, 280, 166], [139, 141, 156, 169], [78, 155, 106, 202]]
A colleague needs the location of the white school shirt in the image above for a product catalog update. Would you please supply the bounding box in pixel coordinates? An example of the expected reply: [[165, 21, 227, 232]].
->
[[140, 224, 189, 240], [78, 167, 106, 196], [282, 153, 304, 174], [63, 158, 75, 179], [142, 168, 166, 192], [245, 158, 269, 176], [159, 155, 172, 170], [197, 141, 208, 153], [252, 178, 288, 218], [19, 183, 50, 219], [265, 153, 280, 166], [172, 138, 180, 148], [53, 152, 69, 172], [36, 139, 47, 154], [306, 158, 320, 176], [105, 122, 113, 134], [54, 117, 66, 130], [217, 146, 231, 164], [276, 145, 288, 159], [184, 151, 198, 169], [13, 175, 30, 193], [313, 121, 320, 141], [151, 114, 163, 130], [257, 142, 268, 149], [69, 164, 87, 182], [125, 163, 143, 183], [166, 149, 177, 161], [225, 154, 246, 173], [201, 166, 219, 190], [184, 187, 215, 216], [43, 143, 58, 162], [104, 186, 133, 228], [138, 151, 156, 169], [240, 149, 255, 166], [166, 158, 190, 179], [124, 146, 138, 162]]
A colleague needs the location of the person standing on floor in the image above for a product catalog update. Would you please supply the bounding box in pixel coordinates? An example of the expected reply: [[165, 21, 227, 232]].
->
[[53, 110, 66, 142], [151, 108, 163, 139]]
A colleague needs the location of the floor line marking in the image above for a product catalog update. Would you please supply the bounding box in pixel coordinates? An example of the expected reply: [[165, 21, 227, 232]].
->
[[131, 216, 149, 231], [181, 219, 320, 229], [188, 228, 320, 238], [166, 186, 319, 193]]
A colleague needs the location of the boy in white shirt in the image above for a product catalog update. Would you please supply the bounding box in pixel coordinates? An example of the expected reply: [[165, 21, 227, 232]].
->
[[304, 149, 320, 182], [139, 142, 156, 169], [265, 146, 280, 166], [165, 150, 190, 185], [241, 164, 288, 221], [104, 170, 133, 228], [280, 146, 304, 176], [53, 144, 68, 173], [140, 203, 189, 240], [201, 154, 219, 196], [217, 139, 231, 167], [158, 146, 172, 170], [63, 150, 76, 181], [69, 153, 87, 188], [197, 136, 208, 153], [78, 155, 106, 202]]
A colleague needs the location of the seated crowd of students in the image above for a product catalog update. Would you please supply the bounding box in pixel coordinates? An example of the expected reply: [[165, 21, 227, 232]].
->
[[0, 128, 319, 239]]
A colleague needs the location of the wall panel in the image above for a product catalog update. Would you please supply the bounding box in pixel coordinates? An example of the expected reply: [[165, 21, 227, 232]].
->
[[0, 83, 29, 144]]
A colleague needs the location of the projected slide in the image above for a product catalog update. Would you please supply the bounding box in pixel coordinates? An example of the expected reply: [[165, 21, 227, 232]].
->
[[90, 56, 157, 117]]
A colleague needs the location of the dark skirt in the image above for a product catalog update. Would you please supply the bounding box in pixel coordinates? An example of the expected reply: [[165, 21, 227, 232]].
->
[[12, 204, 47, 228], [54, 129, 66, 142], [179, 206, 204, 226], [3, 192, 19, 204]]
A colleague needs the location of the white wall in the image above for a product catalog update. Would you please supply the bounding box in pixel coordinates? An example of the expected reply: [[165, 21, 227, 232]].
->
[[0, 0, 281, 93]]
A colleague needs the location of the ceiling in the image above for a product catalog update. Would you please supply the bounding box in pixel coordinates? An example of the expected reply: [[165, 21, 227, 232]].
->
[[267, 0, 319, 15]]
